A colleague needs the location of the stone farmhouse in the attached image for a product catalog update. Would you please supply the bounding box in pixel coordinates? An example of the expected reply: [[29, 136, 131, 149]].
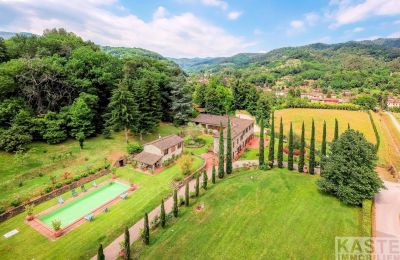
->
[[192, 114, 255, 159], [133, 135, 184, 170]]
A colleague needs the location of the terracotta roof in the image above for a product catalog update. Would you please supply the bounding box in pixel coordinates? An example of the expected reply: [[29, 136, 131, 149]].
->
[[133, 152, 162, 165], [145, 134, 183, 150], [192, 114, 230, 126], [192, 114, 254, 139]]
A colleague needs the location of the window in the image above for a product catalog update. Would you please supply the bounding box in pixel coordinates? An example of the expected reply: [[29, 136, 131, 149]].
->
[[164, 149, 168, 155], [178, 142, 182, 148]]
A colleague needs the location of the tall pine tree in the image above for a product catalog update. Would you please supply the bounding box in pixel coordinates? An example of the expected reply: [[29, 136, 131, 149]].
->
[[106, 85, 138, 143], [212, 164, 216, 184], [160, 199, 166, 228], [299, 121, 305, 173], [202, 170, 208, 190], [226, 117, 233, 174], [334, 118, 339, 142], [185, 182, 189, 207], [124, 227, 130, 260], [143, 213, 150, 245], [309, 119, 316, 175], [321, 120, 327, 157], [173, 189, 178, 218], [218, 123, 225, 178], [259, 118, 265, 168], [277, 117, 284, 168], [268, 111, 275, 168], [288, 122, 294, 171], [195, 175, 200, 197], [97, 244, 105, 260], [170, 78, 193, 125]]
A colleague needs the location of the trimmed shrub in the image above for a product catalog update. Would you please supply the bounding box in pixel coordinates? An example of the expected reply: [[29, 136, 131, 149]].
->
[[127, 143, 143, 155]]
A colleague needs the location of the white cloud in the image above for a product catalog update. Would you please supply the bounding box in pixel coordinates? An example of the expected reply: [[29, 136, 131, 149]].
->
[[305, 12, 320, 25], [153, 6, 168, 20], [0, 0, 254, 58], [227, 11, 242, 20], [290, 20, 305, 29], [352, 27, 364, 32], [330, 0, 400, 26], [201, 0, 228, 10], [388, 31, 400, 38]]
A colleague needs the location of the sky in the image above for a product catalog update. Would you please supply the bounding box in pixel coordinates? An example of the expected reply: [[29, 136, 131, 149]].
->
[[0, 0, 400, 58]]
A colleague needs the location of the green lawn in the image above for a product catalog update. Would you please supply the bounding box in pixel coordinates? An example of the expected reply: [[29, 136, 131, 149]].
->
[[0, 123, 181, 209], [135, 168, 363, 259], [184, 135, 213, 155], [0, 156, 203, 260]]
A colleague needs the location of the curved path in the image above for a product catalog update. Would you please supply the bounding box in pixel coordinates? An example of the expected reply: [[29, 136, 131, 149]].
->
[[387, 112, 400, 134]]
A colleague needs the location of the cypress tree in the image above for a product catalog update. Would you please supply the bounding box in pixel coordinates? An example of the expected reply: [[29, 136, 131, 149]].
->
[[268, 111, 275, 168], [321, 120, 327, 157], [348, 123, 350, 129], [212, 164, 216, 184], [173, 189, 178, 218], [226, 117, 233, 174], [309, 119, 316, 175], [160, 199, 166, 228], [195, 175, 200, 197], [185, 182, 189, 207], [259, 117, 265, 168], [143, 213, 150, 245], [124, 227, 130, 260], [288, 122, 294, 171], [218, 123, 225, 178], [97, 244, 105, 260], [334, 118, 339, 142], [277, 117, 284, 168], [299, 121, 305, 173], [202, 170, 208, 190]]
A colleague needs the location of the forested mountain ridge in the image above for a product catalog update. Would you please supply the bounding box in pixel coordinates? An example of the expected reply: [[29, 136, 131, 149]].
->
[[171, 38, 400, 73], [0, 29, 193, 152]]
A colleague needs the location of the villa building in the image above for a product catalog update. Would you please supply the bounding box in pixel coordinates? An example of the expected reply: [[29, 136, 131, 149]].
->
[[133, 135, 183, 169], [192, 114, 255, 159], [387, 98, 400, 108]]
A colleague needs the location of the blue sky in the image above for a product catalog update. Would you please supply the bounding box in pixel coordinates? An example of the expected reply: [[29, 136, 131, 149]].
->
[[0, 0, 399, 57]]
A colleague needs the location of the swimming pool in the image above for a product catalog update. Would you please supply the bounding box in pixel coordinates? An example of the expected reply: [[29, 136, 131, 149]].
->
[[40, 181, 129, 228]]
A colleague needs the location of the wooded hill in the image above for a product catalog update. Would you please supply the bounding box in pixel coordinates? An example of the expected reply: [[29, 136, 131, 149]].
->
[[172, 38, 400, 94], [0, 29, 193, 152]]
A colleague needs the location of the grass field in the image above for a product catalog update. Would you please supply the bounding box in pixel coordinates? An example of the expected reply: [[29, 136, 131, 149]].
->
[[372, 112, 400, 172], [274, 109, 376, 145], [0, 155, 203, 260], [0, 123, 181, 208], [135, 168, 363, 259]]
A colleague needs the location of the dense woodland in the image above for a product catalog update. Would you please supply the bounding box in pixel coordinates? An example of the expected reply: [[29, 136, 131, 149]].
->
[[0, 29, 193, 152]]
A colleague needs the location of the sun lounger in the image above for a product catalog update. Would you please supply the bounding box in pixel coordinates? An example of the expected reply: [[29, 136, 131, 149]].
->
[[92, 181, 97, 188], [120, 193, 128, 199], [84, 214, 94, 221], [57, 196, 64, 204]]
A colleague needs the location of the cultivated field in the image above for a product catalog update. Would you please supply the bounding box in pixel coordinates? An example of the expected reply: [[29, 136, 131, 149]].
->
[[135, 169, 363, 259], [0, 156, 204, 260], [274, 109, 376, 145]]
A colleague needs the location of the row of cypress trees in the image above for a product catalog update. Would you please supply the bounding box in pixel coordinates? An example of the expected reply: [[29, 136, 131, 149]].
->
[[259, 112, 340, 174]]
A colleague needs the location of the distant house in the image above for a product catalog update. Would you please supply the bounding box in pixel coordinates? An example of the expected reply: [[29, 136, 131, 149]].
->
[[387, 98, 400, 108], [133, 135, 184, 170], [192, 114, 254, 159], [301, 92, 325, 100]]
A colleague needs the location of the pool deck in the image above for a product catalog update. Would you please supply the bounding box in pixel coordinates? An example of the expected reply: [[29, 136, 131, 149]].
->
[[26, 178, 138, 240]]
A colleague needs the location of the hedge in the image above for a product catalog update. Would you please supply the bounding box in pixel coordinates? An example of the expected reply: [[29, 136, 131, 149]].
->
[[368, 110, 380, 152], [283, 102, 361, 111]]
